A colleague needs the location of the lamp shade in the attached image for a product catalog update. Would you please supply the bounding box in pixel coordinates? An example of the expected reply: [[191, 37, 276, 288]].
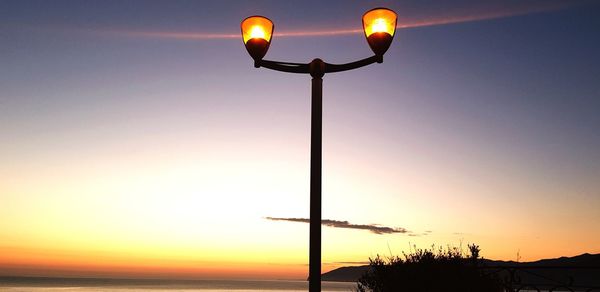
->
[[362, 8, 397, 56], [241, 16, 274, 61]]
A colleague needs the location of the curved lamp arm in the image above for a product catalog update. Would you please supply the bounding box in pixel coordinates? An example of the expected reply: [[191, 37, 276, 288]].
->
[[257, 59, 310, 74], [323, 55, 382, 73], [256, 55, 383, 76]]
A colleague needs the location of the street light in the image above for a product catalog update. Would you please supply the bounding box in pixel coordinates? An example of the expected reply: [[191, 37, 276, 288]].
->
[[241, 7, 397, 292], [363, 7, 397, 56], [241, 16, 273, 63]]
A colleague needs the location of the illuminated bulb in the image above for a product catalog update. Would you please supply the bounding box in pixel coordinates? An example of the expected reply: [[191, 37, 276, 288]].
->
[[241, 16, 273, 61], [249, 25, 266, 39], [371, 18, 389, 33], [362, 7, 397, 56]]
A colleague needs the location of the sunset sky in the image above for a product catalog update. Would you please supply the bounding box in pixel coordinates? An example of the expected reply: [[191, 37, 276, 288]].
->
[[1, 0, 600, 280]]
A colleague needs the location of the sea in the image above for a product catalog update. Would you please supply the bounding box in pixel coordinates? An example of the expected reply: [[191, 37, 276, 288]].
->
[[0, 277, 357, 291]]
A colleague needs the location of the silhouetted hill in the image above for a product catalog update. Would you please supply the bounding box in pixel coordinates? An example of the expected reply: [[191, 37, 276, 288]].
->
[[322, 253, 600, 284], [484, 253, 600, 267], [321, 266, 370, 282]]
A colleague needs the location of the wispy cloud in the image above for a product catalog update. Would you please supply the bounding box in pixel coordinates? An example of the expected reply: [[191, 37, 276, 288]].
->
[[265, 217, 408, 235], [24, 1, 587, 42], [407, 230, 433, 237], [92, 1, 582, 41]]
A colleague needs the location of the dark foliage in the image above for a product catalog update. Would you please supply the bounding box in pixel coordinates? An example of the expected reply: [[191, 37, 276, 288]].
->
[[356, 244, 503, 292]]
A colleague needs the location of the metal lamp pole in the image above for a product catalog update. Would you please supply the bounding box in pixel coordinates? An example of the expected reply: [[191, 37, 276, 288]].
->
[[309, 59, 323, 292], [241, 8, 397, 292]]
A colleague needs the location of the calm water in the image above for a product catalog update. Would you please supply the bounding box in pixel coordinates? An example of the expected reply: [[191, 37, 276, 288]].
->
[[0, 277, 357, 291]]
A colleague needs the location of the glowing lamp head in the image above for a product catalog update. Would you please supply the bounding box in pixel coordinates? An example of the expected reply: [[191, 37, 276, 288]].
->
[[362, 7, 397, 56], [241, 16, 274, 61]]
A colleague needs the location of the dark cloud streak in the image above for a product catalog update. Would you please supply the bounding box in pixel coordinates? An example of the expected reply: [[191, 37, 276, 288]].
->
[[265, 217, 408, 235]]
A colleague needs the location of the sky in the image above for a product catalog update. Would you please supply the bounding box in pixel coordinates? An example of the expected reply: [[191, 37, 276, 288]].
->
[[1, 0, 600, 280]]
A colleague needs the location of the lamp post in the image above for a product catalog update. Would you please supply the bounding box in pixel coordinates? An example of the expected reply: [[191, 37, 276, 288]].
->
[[241, 8, 397, 292]]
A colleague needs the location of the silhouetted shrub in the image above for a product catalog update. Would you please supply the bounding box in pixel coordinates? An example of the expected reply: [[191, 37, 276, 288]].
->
[[356, 244, 503, 292]]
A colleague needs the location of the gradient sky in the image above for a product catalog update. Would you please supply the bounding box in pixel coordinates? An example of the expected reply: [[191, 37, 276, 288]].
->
[[1, 0, 600, 280]]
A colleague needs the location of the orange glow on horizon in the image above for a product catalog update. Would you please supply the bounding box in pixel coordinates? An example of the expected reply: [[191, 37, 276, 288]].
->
[[0, 245, 356, 280], [0, 246, 309, 280]]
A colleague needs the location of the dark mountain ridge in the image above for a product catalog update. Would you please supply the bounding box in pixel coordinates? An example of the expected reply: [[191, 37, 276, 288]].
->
[[321, 253, 600, 284]]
